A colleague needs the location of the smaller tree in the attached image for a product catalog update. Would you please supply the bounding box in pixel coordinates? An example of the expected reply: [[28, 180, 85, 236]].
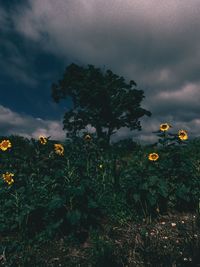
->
[[51, 63, 151, 144]]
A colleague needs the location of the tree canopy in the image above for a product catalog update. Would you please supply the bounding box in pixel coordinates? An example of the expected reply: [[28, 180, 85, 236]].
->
[[51, 63, 151, 144]]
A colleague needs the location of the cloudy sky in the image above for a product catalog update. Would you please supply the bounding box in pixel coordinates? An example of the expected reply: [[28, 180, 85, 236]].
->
[[1, 0, 200, 144]]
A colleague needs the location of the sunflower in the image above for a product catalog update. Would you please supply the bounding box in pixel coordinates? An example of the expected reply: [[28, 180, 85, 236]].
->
[[39, 135, 47, 145], [2, 172, 14, 185], [160, 123, 171, 131], [0, 139, 12, 151], [148, 153, 159, 161], [178, 130, 188, 140], [54, 143, 64, 156], [84, 134, 92, 141]]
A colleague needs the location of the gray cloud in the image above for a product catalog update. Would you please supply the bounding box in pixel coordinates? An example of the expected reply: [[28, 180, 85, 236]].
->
[[0, 105, 66, 141], [12, 0, 200, 87], [1, 0, 200, 143], [144, 82, 200, 121]]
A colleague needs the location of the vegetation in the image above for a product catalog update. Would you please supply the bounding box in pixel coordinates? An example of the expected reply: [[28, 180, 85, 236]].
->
[[0, 65, 199, 266], [0, 123, 200, 266], [51, 63, 151, 145]]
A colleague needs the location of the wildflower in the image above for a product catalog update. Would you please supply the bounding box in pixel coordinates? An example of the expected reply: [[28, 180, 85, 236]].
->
[[84, 134, 92, 141], [54, 143, 64, 156], [39, 135, 47, 145], [178, 130, 188, 140], [148, 153, 159, 161], [99, 164, 103, 169], [2, 172, 14, 185], [0, 139, 12, 151], [160, 123, 171, 131], [156, 207, 160, 213], [161, 221, 166, 225], [171, 223, 176, 227], [183, 258, 188, 261]]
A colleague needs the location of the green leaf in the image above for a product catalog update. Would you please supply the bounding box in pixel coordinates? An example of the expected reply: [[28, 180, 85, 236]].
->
[[149, 176, 158, 186], [147, 192, 157, 206], [48, 195, 65, 211], [133, 193, 140, 202], [88, 199, 98, 209], [176, 184, 190, 201], [67, 210, 81, 225], [158, 180, 168, 198], [139, 182, 148, 190]]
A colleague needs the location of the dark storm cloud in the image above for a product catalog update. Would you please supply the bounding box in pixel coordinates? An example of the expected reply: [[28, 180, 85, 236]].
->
[[0, 5, 39, 87], [11, 0, 200, 89], [1, 0, 200, 143], [0, 2, 65, 87], [0, 40, 38, 87]]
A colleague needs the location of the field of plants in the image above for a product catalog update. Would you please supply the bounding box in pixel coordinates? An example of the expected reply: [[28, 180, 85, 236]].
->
[[0, 123, 200, 266]]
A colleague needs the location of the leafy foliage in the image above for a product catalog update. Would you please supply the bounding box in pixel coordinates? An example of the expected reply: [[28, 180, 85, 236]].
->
[[1, 128, 200, 265], [51, 63, 151, 144]]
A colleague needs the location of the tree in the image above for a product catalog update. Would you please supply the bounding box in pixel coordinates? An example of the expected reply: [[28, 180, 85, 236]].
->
[[51, 63, 151, 144]]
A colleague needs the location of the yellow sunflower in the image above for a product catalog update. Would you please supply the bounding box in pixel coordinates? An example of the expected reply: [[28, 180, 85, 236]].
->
[[39, 135, 47, 145], [54, 143, 64, 156], [84, 134, 92, 141], [0, 139, 12, 151], [178, 130, 188, 140], [160, 123, 171, 131], [2, 172, 14, 185], [148, 153, 159, 161]]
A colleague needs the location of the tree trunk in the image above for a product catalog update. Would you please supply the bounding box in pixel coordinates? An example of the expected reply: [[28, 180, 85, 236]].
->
[[95, 124, 110, 148], [95, 124, 104, 139]]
